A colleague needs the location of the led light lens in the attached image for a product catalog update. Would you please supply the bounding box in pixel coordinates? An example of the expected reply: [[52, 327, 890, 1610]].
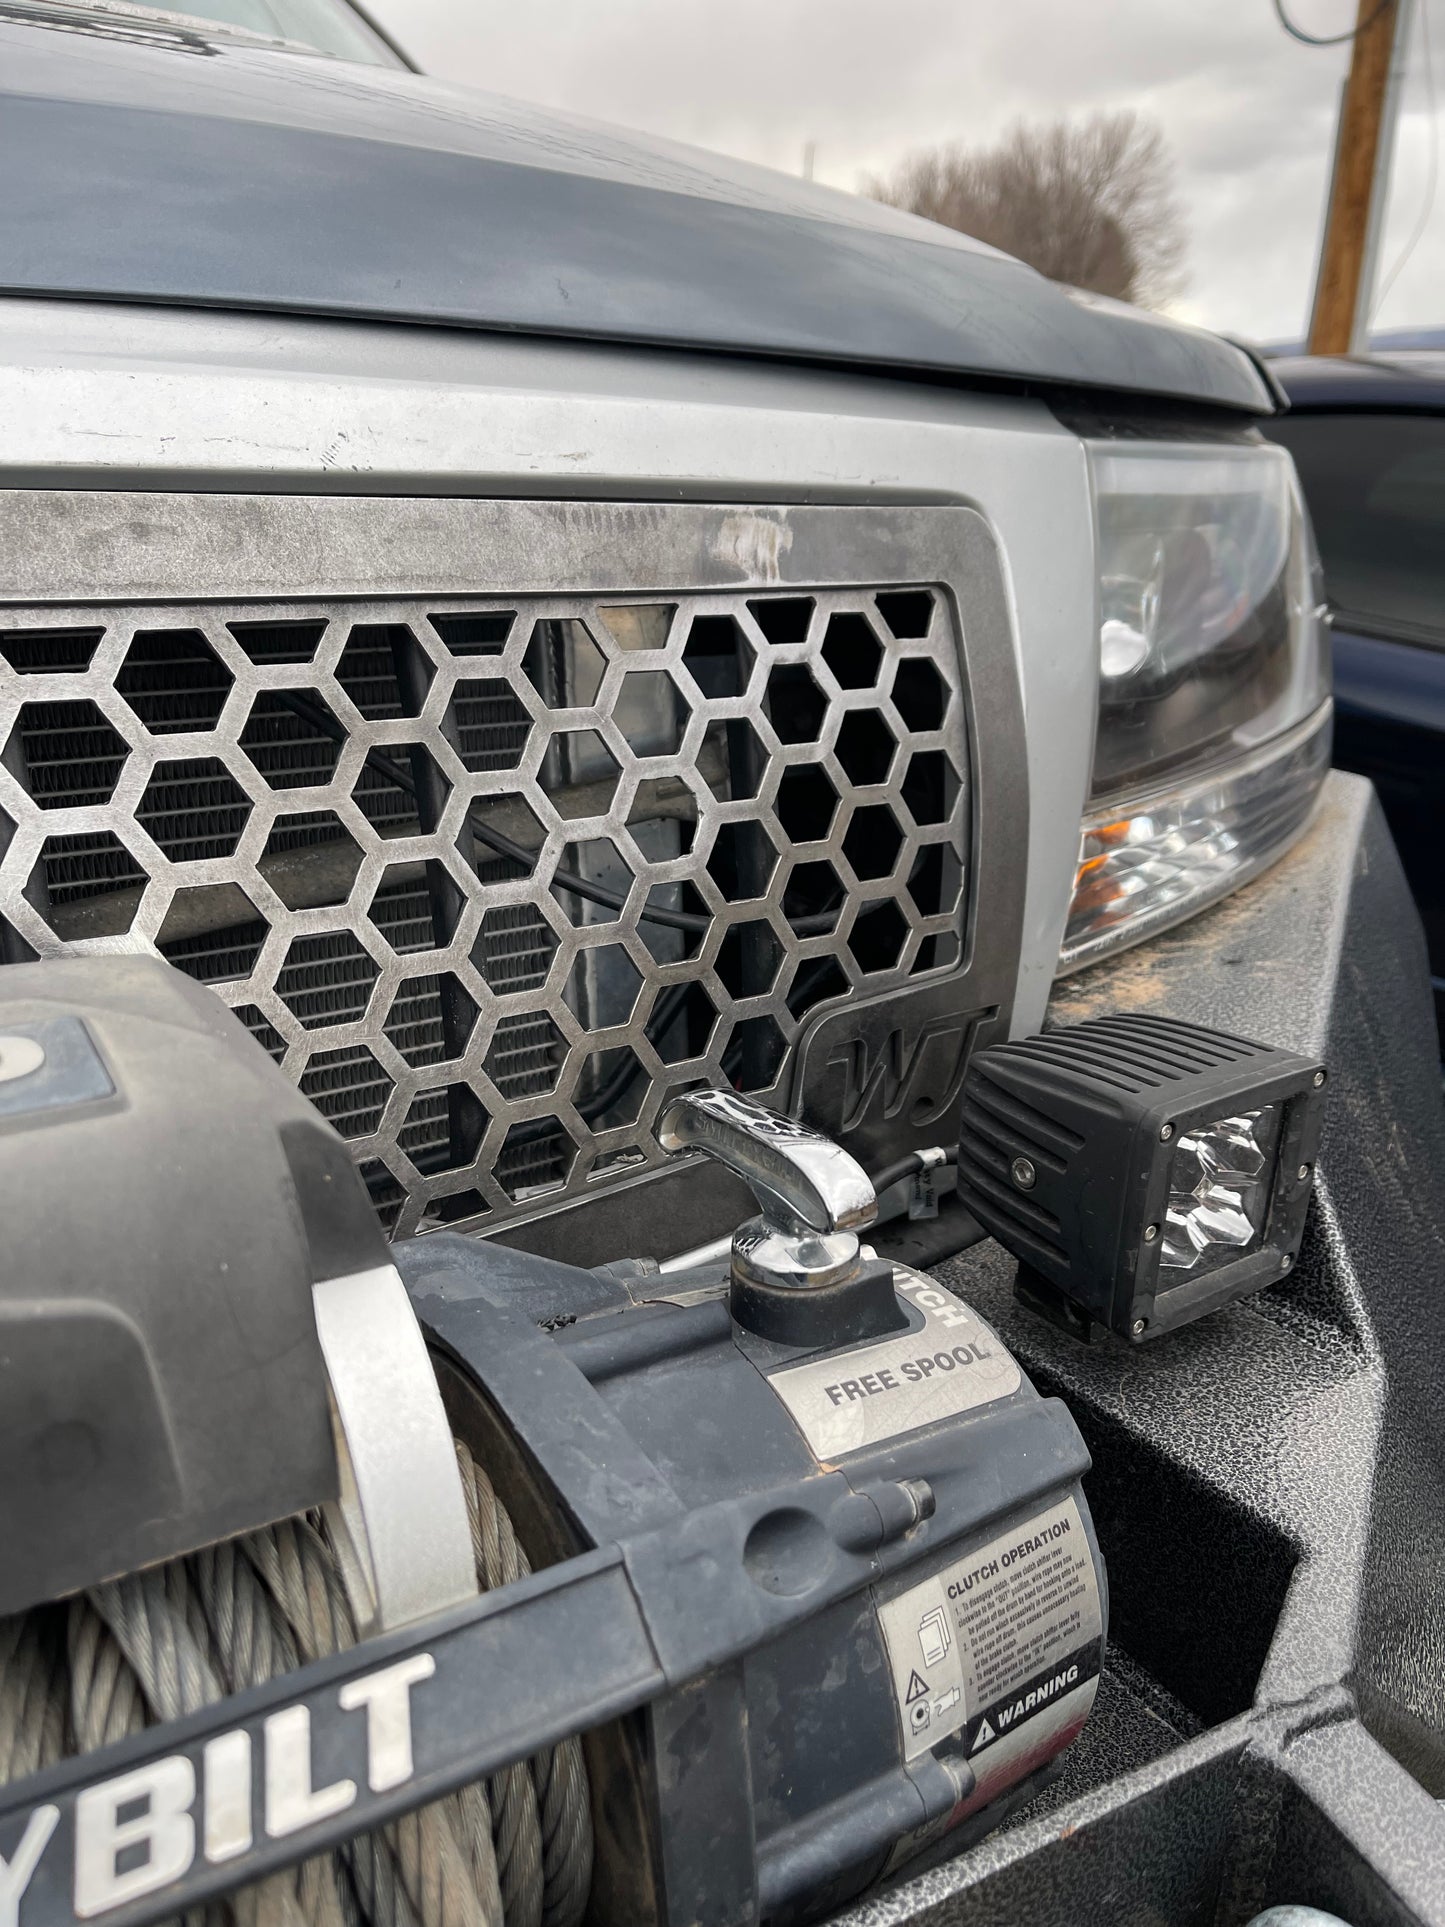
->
[[1159, 1106, 1280, 1282]]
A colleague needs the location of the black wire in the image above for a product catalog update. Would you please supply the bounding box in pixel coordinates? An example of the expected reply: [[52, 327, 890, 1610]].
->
[[869, 1147, 959, 1196], [275, 689, 842, 938], [1271, 0, 1392, 46]]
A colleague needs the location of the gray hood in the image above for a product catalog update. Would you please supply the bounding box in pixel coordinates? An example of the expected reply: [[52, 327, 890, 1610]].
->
[[0, 4, 1273, 413]]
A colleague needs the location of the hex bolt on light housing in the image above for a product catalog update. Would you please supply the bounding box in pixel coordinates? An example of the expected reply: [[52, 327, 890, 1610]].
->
[[956, 1013, 1327, 1342]]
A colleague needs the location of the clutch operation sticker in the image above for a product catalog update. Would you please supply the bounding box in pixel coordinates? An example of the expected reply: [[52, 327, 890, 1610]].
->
[[765, 1269, 1021, 1458], [877, 1497, 1103, 1812]]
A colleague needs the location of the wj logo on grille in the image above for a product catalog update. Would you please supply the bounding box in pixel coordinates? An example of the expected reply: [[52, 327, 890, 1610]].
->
[[826, 1010, 980, 1134]]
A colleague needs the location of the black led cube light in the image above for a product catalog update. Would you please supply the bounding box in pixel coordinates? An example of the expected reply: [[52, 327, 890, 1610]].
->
[[956, 1013, 1327, 1342]]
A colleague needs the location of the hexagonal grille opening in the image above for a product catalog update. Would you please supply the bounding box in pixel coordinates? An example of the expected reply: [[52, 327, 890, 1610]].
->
[[29, 831, 146, 926], [8, 699, 130, 809], [229, 619, 328, 667], [0, 627, 104, 674], [158, 889, 269, 986], [138, 757, 253, 864], [117, 629, 233, 734], [0, 584, 968, 1236]]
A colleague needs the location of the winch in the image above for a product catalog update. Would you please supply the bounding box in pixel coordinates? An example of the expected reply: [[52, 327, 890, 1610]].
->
[[0, 957, 1106, 1927]]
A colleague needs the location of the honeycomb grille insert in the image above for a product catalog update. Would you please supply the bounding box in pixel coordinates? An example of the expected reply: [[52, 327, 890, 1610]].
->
[[0, 589, 968, 1237]]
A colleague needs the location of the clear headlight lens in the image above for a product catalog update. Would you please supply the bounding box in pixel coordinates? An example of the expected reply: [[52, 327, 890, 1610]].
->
[[1061, 440, 1331, 972]]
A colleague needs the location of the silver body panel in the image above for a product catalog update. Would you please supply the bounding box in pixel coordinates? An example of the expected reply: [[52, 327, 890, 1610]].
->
[[0, 297, 1098, 1049]]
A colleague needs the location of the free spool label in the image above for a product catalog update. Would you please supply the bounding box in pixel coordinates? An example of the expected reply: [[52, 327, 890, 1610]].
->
[[765, 1269, 1022, 1458], [876, 1495, 1103, 1804]]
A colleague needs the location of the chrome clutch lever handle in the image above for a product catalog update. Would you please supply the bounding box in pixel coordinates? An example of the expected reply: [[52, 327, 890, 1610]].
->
[[657, 1088, 876, 1292]]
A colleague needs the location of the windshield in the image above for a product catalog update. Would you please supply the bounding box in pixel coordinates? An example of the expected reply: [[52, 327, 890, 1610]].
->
[[165, 0, 401, 62]]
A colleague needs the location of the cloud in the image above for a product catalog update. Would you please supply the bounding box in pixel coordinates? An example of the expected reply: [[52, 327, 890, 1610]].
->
[[367, 0, 1445, 343]]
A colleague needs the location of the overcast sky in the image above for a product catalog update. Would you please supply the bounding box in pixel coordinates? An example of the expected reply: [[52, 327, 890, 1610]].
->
[[365, 0, 1443, 344]]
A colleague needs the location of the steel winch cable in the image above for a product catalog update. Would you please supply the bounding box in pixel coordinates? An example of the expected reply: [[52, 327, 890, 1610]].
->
[[0, 1442, 593, 1927]]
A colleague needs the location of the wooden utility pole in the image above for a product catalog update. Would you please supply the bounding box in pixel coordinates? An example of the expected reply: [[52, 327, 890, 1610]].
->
[[1307, 0, 1411, 355]]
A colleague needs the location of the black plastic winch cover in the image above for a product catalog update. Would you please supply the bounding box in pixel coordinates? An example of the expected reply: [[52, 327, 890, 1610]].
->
[[0, 955, 372, 1616]]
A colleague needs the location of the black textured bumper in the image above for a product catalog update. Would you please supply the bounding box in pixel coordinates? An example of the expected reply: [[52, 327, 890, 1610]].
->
[[850, 772, 1445, 1926]]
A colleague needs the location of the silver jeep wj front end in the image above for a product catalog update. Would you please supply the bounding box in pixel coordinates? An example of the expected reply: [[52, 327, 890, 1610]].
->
[[0, 298, 1331, 1261], [5, 12, 1445, 1927]]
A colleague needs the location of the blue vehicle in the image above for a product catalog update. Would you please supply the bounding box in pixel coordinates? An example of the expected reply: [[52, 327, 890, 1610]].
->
[[1265, 353, 1445, 1047]]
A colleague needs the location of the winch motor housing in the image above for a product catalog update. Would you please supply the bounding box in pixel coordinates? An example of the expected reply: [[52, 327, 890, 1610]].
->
[[0, 957, 1106, 1927], [405, 1230, 1106, 1924]]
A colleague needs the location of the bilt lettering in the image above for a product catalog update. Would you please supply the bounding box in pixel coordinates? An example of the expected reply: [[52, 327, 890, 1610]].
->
[[0, 1654, 435, 1926]]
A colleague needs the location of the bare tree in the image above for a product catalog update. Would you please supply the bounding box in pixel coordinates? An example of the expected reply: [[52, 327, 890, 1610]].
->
[[866, 111, 1187, 310]]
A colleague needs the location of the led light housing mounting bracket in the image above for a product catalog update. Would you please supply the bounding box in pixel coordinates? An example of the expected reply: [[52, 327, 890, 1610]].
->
[[955, 1012, 1327, 1343]]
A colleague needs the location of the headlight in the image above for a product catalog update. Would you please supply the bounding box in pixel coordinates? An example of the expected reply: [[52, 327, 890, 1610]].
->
[[1061, 440, 1331, 972]]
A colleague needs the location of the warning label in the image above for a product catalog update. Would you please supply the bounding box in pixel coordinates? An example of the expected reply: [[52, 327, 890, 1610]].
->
[[945, 1507, 1096, 1712], [962, 1642, 1102, 1757], [765, 1270, 1022, 1458], [876, 1496, 1103, 1775]]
